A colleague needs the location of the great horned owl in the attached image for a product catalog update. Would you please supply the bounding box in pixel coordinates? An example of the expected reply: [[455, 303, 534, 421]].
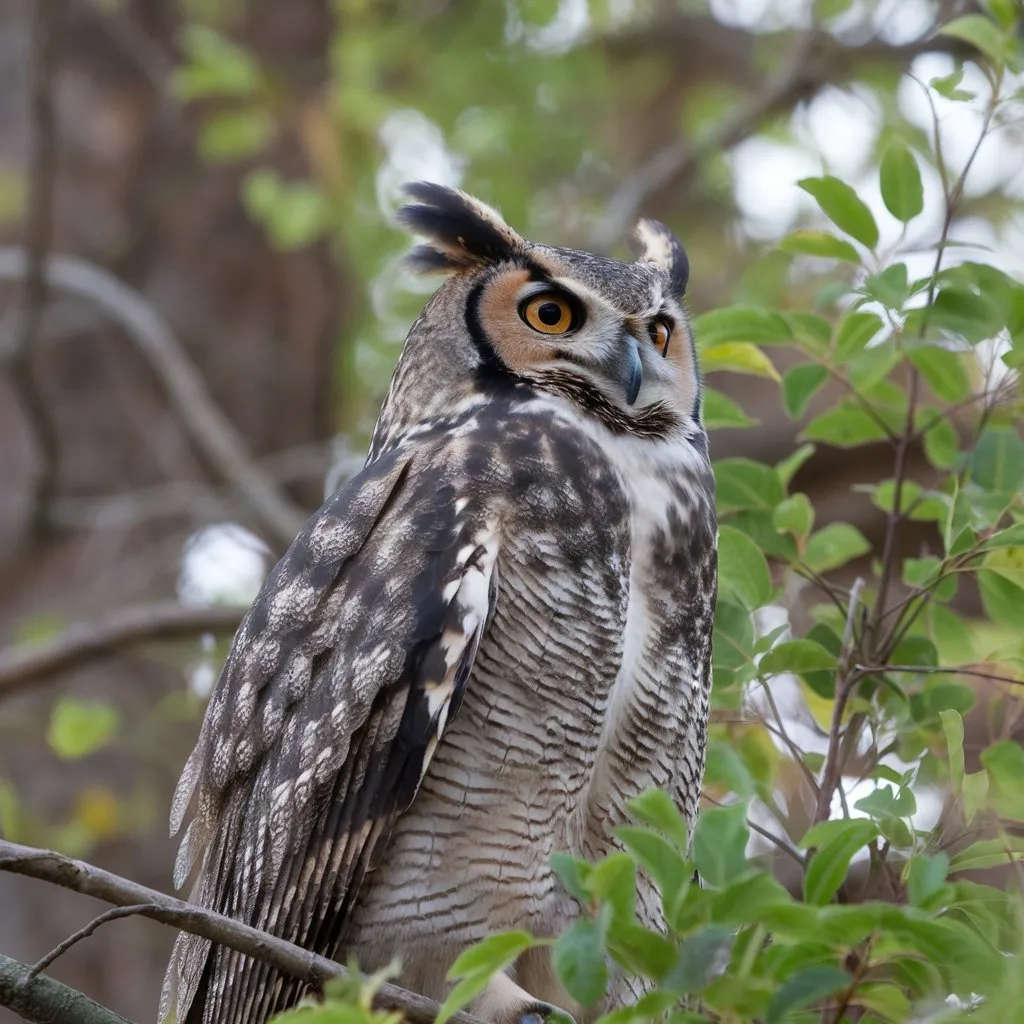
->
[[161, 184, 717, 1024]]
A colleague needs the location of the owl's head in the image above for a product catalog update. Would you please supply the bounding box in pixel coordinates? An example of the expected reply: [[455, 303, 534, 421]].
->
[[380, 182, 704, 449]]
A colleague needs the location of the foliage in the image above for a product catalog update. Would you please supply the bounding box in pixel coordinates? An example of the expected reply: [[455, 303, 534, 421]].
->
[[262, 4, 1024, 1022]]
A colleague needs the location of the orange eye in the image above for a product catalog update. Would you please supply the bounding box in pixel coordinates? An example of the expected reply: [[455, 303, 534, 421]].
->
[[520, 293, 578, 335], [652, 318, 672, 356]]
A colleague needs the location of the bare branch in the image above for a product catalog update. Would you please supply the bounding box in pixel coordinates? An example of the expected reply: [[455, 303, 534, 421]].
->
[[5, 0, 64, 537], [0, 952, 134, 1024], [0, 601, 246, 700], [0, 250, 307, 548], [0, 839, 486, 1024], [813, 578, 865, 825], [855, 663, 1024, 687], [589, 22, 974, 250], [28, 904, 160, 980]]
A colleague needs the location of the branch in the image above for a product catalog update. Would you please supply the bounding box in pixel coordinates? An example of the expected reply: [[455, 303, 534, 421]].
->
[[589, 22, 973, 250], [5, 0, 64, 537], [28, 904, 161, 980], [855, 663, 1024, 687], [0, 840, 486, 1024], [813, 578, 865, 825], [0, 953, 134, 1024], [0, 601, 246, 700], [0, 251, 307, 548]]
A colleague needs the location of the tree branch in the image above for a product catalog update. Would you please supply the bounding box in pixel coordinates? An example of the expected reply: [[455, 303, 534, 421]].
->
[[589, 21, 973, 249], [0, 601, 246, 700], [5, 0, 64, 538], [0, 839, 486, 1024], [0, 952, 134, 1024], [0, 251, 307, 549]]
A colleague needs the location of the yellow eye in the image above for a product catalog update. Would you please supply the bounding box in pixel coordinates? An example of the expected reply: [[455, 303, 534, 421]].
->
[[520, 293, 577, 335], [652, 318, 672, 356]]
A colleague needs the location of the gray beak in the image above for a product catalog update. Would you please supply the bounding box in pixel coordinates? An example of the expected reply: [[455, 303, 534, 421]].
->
[[622, 335, 643, 406]]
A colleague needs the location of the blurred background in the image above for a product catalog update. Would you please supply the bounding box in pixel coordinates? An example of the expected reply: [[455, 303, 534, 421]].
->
[[0, 0, 1021, 1021]]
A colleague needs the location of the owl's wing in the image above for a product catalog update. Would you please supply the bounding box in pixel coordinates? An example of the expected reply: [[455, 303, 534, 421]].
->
[[160, 447, 500, 1024]]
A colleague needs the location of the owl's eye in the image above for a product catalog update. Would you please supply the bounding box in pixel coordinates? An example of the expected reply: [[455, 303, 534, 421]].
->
[[520, 292, 579, 335], [651, 318, 672, 357]]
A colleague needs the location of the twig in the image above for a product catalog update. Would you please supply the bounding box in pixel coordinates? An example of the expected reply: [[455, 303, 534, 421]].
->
[[813, 579, 865, 824], [854, 664, 1024, 687], [0, 840, 486, 1024], [590, 30, 833, 248], [5, 0, 64, 537], [0, 601, 246, 700], [27, 904, 159, 980], [0, 952, 134, 1024], [0, 250, 306, 548]]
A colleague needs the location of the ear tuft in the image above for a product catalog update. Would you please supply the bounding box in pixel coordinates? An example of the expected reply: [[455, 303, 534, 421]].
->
[[397, 182, 526, 274], [630, 218, 689, 296]]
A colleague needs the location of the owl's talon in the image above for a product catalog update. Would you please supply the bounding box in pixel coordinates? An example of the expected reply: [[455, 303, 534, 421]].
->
[[517, 1003, 575, 1024]]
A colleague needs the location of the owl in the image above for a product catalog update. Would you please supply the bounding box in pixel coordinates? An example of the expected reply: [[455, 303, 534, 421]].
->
[[161, 183, 717, 1024]]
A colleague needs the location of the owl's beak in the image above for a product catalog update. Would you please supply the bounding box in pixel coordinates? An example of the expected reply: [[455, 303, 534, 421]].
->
[[621, 334, 643, 406]]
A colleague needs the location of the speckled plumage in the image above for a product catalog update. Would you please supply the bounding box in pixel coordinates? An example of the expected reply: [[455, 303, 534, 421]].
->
[[161, 183, 716, 1024]]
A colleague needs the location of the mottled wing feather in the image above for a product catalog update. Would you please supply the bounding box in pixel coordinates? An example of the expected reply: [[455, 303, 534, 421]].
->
[[160, 447, 500, 1024]]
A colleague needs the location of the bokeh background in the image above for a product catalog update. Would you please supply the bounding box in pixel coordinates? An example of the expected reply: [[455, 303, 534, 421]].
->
[[1, 0, 1022, 1021]]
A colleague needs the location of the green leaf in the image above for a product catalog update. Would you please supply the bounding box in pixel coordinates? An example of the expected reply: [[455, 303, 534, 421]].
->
[[692, 803, 749, 888], [551, 854, 592, 904], [921, 414, 960, 470], [766, 966, 850, 1024], [782, 363, 829, 419], [879, 142, 924, 223], [978, 567, 1024, 627], [704, 738, 755, 797], [963, 770, 990, 824], [759, 639, 836, 677], [930, 65, 976, 101], [717, 525, 772, 610], [780, 230, 860, 262], [174, 25, 263, 99], [981, 740, 1024, 821], [627, 789, 690, 850], [447, 931, 537, 980], [587, 853, 637, 923], [950, 835, 1024, 872], [713, 600, 755, 675], [198, 108, 275, 163], [941, 710, 966, 795], [970, 427, 1024, 494], [803, 522, 871, 573], [692, 306, 793, 347], [938, 14, 1009, 67], [802, 405, 889, 447], [47, 699, 120, 760], [863, 263, 910, 309], [664, 927, 735, 994], [804, 819, 878, 905], [709, 872, 792, 925], [614, 827, 692, 908], [773, 493, 814, 538], [798, 175, 879, 248], [607, 923, 677, 982], [903, 555, 957, 602], [908, 346, 972, 402], [833, 311, 884, 360], [714, 459, 784, 511], [702, 388, 757, 430], [776, 443, 816, 487], [700, 343, 779, 380], [907, 852, 950, 908], [553, 914, 609, 1006]]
